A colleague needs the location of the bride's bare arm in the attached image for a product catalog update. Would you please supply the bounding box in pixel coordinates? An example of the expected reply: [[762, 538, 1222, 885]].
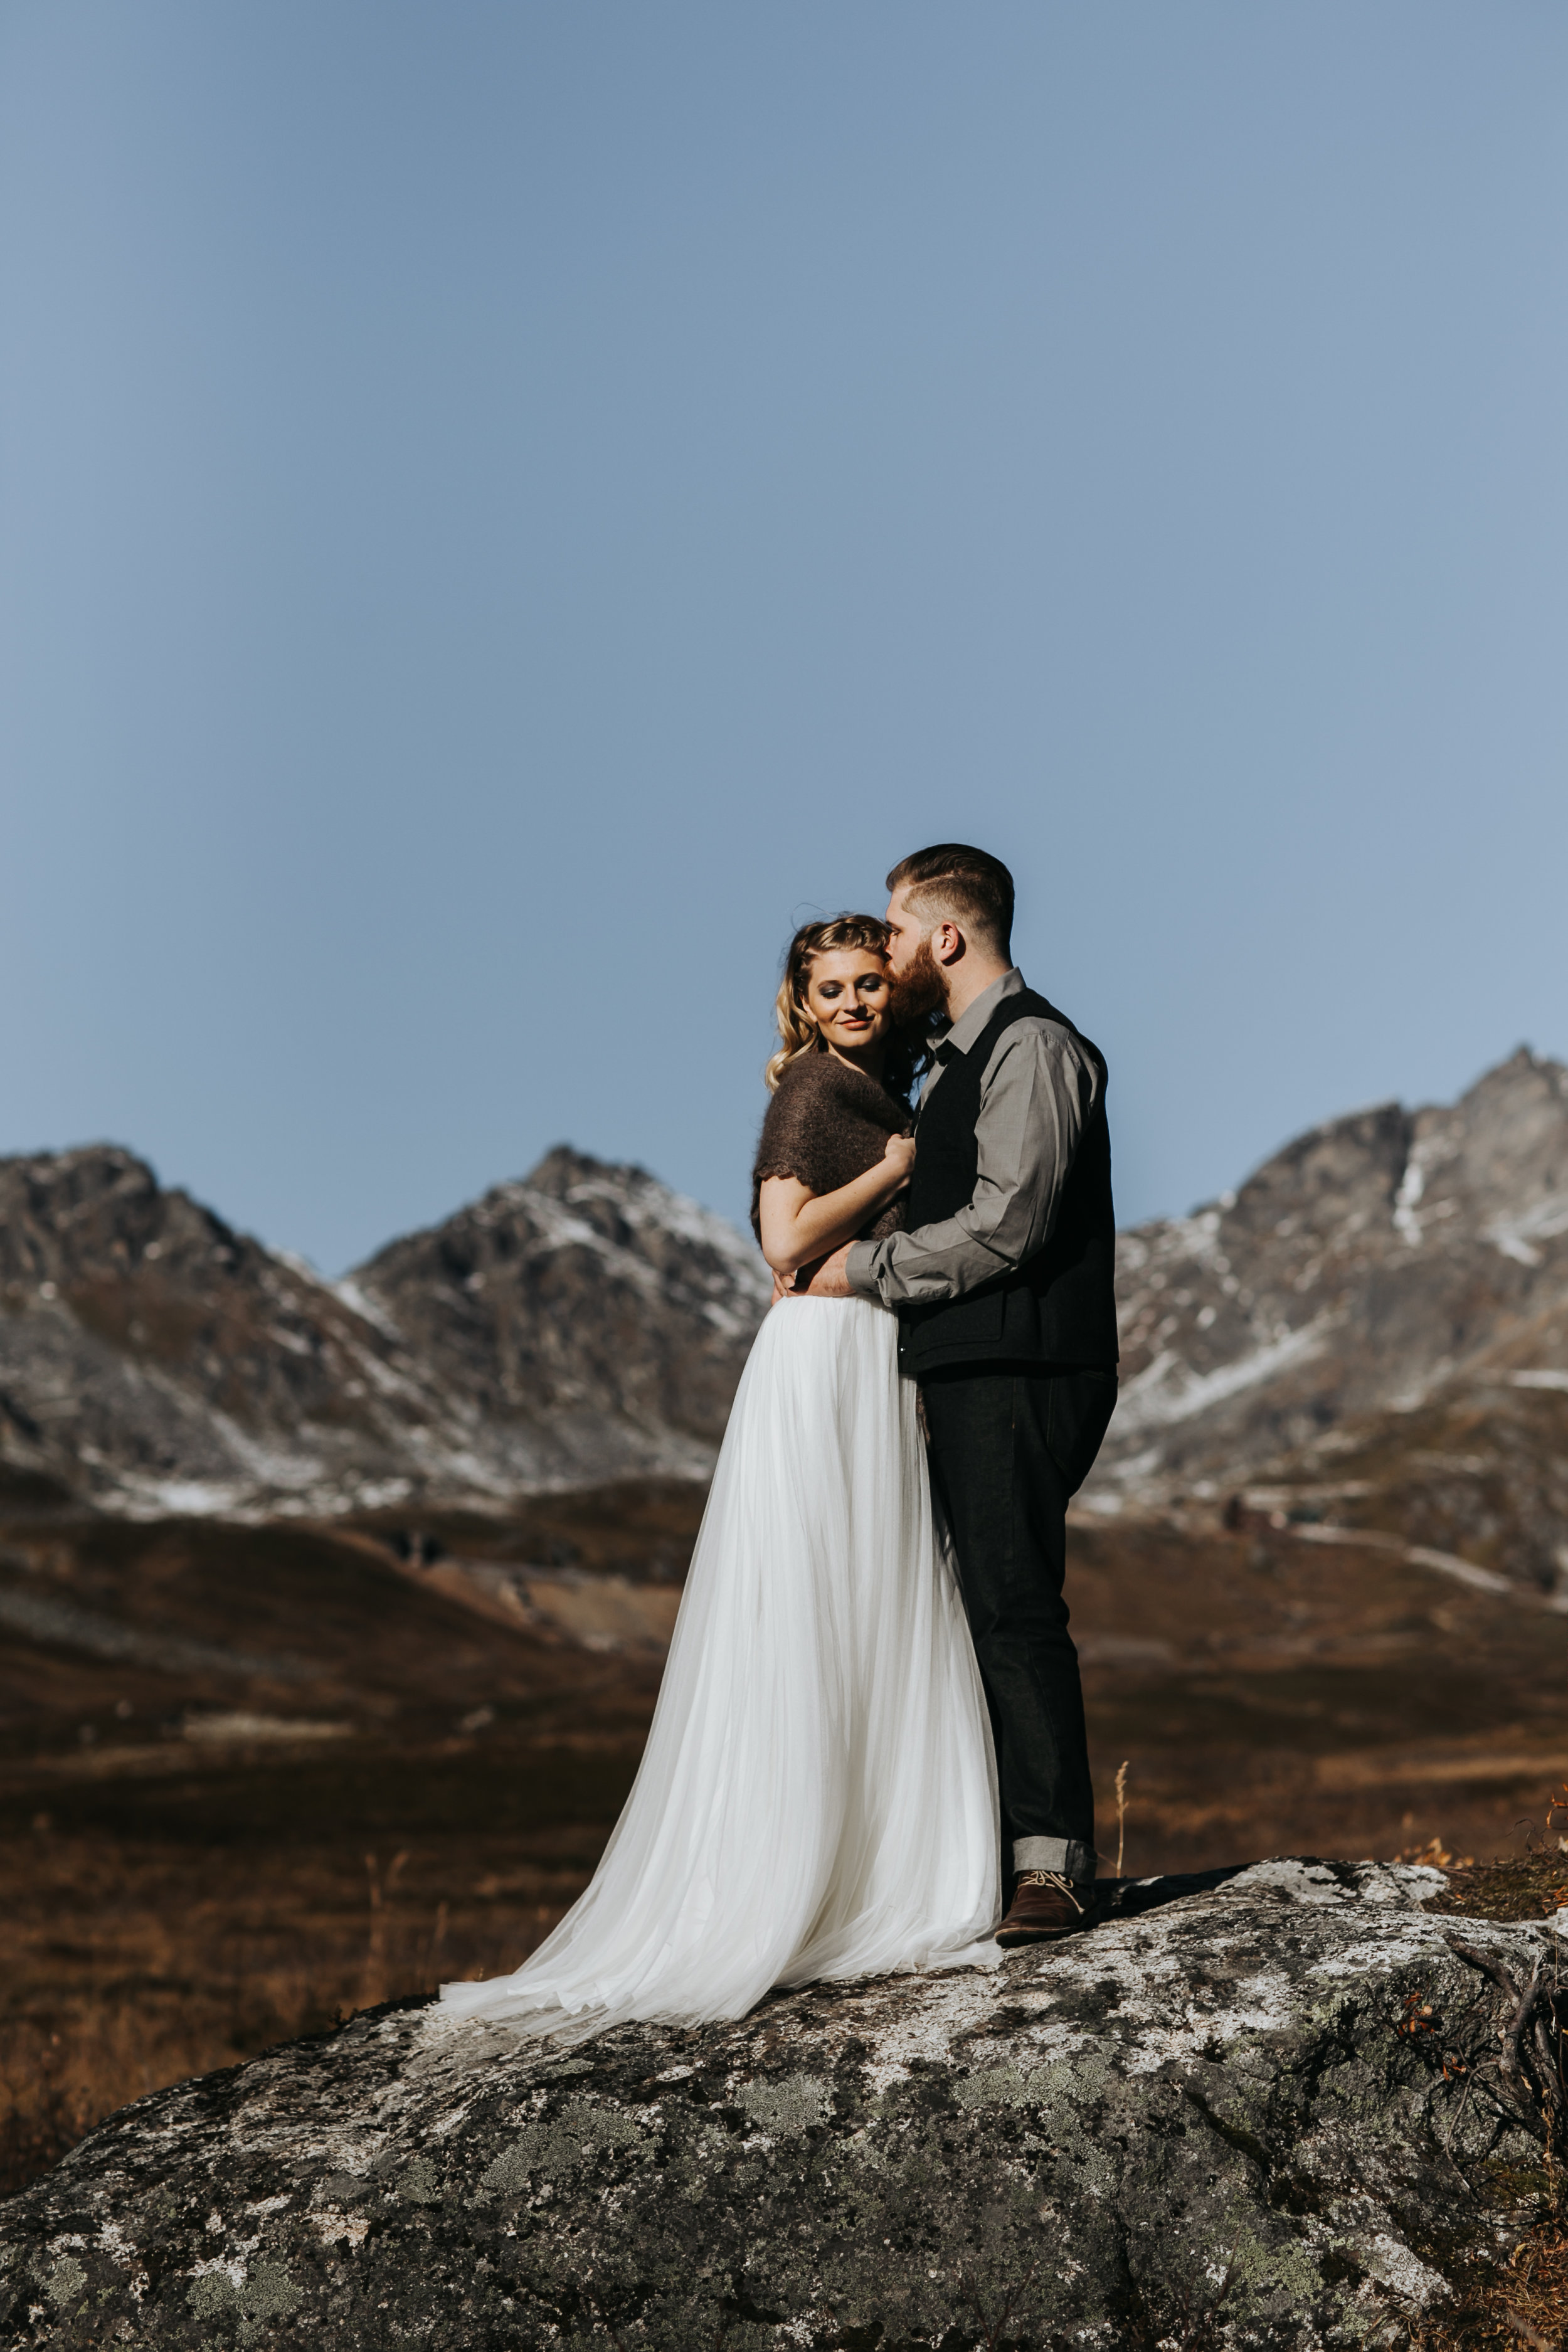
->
[[757, 1134, 915, 1278]]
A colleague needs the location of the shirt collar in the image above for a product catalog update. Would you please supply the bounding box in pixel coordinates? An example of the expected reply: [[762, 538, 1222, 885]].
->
[[930, 967, 1025, 1059]]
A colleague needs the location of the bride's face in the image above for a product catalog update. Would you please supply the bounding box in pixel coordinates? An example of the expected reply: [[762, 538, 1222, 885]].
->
[[801, 950, 894, 1057]]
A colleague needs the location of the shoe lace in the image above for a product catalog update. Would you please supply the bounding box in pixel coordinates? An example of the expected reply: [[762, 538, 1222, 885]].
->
[[1014, 1870, 1086, 1913]]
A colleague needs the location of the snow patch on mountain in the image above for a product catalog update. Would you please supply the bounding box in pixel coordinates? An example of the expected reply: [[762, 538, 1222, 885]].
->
[[1113, 1313, 1337, 1438]]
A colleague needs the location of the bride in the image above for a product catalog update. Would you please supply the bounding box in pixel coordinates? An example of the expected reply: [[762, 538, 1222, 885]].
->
[[438, 914, 1000, 2041]]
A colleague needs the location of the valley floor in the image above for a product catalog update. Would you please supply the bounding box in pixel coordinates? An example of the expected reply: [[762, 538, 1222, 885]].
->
[[3, 1480, 1566, 2198]]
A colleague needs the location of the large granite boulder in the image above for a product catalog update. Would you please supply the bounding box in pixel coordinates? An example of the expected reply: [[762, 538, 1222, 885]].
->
[[3, 1860, 1564, 2348]]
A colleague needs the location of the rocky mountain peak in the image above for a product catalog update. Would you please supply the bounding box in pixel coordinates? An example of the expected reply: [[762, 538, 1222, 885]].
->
[[1221, 1098, 1411, 1244], [4, 1051, 1565, 1530], [349, 1148, 771, 1460], [0, 1145, 770, 1517], [1101, 1047, 1568, 1504], [0, 1144, 240, 1292], [455, 1145, 771, 1327]]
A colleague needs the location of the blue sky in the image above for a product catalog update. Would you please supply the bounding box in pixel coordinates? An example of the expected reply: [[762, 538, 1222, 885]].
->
[[3, 3, 1564, 1271]]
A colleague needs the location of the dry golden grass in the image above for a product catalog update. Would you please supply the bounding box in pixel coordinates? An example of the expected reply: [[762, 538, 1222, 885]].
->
[[4, 1490, 1567, 2232], [0, 1825, 586, 2197], [1407, 2224, 1568, 2352], [1406, 1791, 1568, 2350], [0, 1493, 677, 2196]]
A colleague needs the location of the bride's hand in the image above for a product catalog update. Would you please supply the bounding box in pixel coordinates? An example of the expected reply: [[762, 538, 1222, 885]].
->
[[881, 1133, 916, 1191]]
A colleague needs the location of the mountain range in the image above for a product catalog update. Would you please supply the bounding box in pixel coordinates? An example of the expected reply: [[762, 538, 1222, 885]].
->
[[1098, 1046, 1568, 1595], [0, 1145, 770, 1516], [3, 1049, 1567, 1578]]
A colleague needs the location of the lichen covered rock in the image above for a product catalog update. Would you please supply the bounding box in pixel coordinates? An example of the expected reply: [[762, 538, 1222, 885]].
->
[[2, 1860, 1562, 2347]]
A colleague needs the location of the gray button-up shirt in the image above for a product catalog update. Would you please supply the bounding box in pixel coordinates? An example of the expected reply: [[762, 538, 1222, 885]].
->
[[844, 969, 1102, 1309]]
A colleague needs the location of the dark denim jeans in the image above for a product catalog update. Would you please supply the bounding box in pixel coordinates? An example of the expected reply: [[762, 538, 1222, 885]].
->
[[921, 1364, 1116, 1880]]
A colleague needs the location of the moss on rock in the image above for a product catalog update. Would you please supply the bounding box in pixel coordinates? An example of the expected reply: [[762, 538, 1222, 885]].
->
[[1, 1860, 1562, 2348]]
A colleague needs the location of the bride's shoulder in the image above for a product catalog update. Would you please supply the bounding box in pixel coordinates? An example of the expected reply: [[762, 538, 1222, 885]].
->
[[774, 1051, 840, 1096], [768, 1052, 905, 1126], [770, 1053, 881, 1116], [760, 1052, 835, 1135]]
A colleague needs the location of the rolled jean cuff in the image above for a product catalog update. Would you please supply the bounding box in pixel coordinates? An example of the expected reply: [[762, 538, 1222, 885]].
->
[[1014, 1836, 1096, 1882]]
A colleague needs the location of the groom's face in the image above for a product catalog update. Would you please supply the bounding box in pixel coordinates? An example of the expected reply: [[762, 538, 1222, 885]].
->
[[882, 889, 926, 978], [884, 889, 948, 1019]]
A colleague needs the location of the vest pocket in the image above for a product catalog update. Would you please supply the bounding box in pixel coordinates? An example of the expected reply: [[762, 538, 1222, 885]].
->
[[906, 1285, 1007, 1349], [948, 1288, 1007, 1346]]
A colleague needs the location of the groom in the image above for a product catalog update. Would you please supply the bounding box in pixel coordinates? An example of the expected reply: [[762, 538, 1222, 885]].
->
[[787, 844, 1118, 1945]]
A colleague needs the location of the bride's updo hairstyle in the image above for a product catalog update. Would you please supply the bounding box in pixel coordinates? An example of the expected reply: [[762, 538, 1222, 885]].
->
[[765, 914, 923, 1100]]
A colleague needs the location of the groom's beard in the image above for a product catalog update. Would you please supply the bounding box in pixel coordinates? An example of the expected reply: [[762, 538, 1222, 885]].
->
[[889, 936, 947, 1024]]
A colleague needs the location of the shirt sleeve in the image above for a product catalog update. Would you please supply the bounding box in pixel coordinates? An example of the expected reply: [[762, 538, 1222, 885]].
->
[[845, 1022, 1096, 1308]]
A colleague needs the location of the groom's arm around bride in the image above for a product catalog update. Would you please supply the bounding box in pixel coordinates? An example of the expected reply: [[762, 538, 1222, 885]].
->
[[788, 843, 1119, 1947]]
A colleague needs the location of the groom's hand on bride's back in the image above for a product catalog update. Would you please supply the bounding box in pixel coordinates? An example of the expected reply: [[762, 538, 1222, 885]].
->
[[773, 1244, 854, 1301]]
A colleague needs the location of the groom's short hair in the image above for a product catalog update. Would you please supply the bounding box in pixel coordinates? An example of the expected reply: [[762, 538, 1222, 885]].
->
[[886, 844, 1014, 958]]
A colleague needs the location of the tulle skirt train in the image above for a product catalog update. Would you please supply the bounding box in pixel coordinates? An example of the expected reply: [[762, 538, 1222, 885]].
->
[[438, 1296, 999, 2041]]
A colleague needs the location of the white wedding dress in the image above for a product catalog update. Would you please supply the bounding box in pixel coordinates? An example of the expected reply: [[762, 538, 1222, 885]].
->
[[438, 1295, 1000, 2042]]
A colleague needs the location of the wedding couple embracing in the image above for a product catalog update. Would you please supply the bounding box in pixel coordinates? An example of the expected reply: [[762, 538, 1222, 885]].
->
[[441, 844, 1118, 2044]]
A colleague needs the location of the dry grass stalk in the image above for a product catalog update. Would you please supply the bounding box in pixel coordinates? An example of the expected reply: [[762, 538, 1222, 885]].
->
[[1114, 1759, 1130, 1879], [1408, 2224, 1568, 2351], [360, 1850, 410, 2010], [1397, 1834, 1478, 1870]]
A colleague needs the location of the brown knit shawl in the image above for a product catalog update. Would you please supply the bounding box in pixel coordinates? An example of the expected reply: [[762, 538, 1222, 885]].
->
[[750, 1051, 912, 1244]]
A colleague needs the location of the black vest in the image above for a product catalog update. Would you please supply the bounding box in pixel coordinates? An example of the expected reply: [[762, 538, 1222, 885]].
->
[[898, 985, 1120, 1375]]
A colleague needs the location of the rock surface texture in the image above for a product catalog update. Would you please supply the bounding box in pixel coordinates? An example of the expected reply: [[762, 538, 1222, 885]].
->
[[4, 1860, 1564, 2348]]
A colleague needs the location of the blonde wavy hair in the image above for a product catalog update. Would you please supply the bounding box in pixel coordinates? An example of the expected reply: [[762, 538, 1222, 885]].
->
[[765, 914, 923, 1098]]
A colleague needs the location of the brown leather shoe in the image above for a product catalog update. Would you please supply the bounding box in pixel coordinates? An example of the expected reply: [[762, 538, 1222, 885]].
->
[[995, 1869, 1094, 1947]]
